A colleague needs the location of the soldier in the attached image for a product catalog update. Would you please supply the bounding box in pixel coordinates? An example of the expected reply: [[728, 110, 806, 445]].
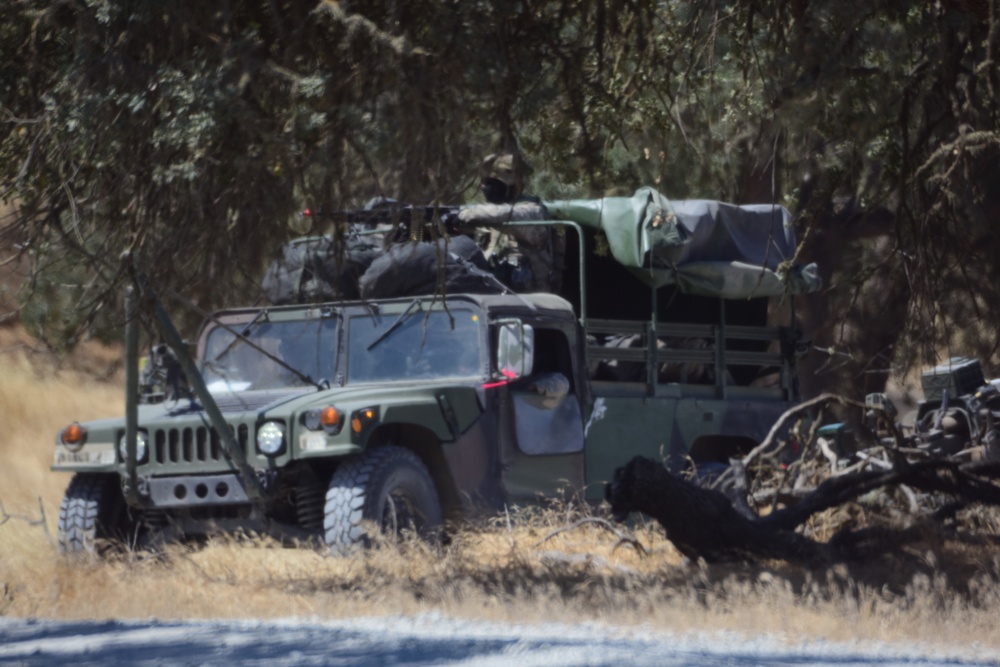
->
[[479, 153, 532, 205], [459, 153, 565, 294]]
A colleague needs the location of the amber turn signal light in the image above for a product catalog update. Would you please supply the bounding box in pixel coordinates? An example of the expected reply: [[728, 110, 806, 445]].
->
[[350, 408, 378, 435], [320, 406, 341, 428], [60, 422, 87, 450]]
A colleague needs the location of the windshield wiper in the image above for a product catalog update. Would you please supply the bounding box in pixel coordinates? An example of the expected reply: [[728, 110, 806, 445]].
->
[[211, 310, 269, 365], [367, 299, 421, 351], [207, 311, 326, 391]]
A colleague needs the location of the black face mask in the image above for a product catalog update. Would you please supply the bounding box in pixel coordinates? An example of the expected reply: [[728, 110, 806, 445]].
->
[[482, 178, 515, 204]]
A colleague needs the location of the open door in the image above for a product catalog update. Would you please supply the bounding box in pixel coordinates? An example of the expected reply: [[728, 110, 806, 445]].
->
[[496, 322, 585, 500]]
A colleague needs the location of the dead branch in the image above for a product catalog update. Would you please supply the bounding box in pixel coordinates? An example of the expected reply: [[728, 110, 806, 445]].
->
[[0, 497, 54, 548], [533, 517, 648, 558], [764, 458, 1000, 532], [743, 393, 905, 468], [606, 455, 1000, 568]]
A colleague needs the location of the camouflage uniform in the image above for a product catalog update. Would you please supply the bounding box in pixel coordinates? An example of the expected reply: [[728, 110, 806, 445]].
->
[[462, 154, 565, 294]]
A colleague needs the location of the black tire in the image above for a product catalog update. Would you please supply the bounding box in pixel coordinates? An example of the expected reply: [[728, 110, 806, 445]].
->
[[57, 473, 128, 555], [323, 445, 442, 554]]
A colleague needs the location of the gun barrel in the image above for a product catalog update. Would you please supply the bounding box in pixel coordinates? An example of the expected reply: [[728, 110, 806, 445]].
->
[[309, 205, 459, 225]]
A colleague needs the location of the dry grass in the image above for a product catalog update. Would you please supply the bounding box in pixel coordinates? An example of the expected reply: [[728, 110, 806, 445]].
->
[[2, 331, 1000, 651]]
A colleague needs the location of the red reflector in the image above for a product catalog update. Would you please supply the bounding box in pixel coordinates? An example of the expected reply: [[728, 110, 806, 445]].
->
[[482, 380, 509, 389]]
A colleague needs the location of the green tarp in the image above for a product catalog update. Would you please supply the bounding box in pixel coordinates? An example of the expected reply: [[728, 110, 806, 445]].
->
[[544, 187, 821, 299]]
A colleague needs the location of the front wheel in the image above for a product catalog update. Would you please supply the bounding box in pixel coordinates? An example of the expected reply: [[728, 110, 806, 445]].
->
[[323, 445, 442, 554], [57, 473, 129, 554]]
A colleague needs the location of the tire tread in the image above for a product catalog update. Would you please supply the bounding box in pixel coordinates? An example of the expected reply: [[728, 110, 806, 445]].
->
[[58, 474, 111, 554], [323, 446, 437, 553]]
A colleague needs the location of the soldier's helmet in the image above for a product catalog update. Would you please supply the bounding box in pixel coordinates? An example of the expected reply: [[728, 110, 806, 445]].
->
[[480, 153, 530, 204]]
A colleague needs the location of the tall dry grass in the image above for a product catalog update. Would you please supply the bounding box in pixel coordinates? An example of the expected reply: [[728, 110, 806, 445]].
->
[[2, 332, 1000, 651]]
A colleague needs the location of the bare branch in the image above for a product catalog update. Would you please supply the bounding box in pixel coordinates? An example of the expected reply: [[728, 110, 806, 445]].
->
[[532, 517, 648, 558]]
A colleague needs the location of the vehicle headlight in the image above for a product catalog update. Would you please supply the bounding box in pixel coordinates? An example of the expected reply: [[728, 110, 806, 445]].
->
[[257, 421, 286, 456], [118, 431, 149, 463], [302, 406, 343, 435]]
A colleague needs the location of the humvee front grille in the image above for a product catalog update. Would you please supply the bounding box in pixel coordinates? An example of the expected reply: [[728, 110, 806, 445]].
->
[[152, 424, 250, 464]]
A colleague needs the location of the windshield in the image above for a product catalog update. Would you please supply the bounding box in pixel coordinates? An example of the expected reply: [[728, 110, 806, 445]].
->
[[201, 316, 338, 392], [348, 308, 482, 383]]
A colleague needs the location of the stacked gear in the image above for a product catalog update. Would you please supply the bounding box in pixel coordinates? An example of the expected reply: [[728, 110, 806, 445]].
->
[[261, 234, 382, 305], [263, 152, 564, 304], [263, 183, 823, 305], [263, 233, 504, 305], [358, 235, 501, 299]]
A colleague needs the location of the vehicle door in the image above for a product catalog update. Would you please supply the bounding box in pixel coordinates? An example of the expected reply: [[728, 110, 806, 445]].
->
[[494, 319, 586, 500]]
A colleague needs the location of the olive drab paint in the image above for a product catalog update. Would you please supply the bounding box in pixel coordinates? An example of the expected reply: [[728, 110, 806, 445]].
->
[[52, 189, 812, 551]]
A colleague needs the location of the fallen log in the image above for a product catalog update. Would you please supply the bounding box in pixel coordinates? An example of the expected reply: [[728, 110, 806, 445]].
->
[[605, 456, 1000, 568], [605, 456, 828, 567]]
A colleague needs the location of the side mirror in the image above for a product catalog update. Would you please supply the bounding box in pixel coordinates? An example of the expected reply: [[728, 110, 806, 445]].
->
[[496, 321, 534, 380]]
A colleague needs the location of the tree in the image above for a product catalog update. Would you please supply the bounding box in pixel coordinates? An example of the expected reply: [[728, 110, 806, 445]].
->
[[1, 0, 998, 406]]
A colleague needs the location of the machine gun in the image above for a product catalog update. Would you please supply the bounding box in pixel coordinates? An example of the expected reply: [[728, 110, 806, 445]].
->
[[297, 200, 462, 242]]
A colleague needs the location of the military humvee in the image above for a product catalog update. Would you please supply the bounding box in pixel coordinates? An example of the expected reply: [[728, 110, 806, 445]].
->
[[52, 188, 820, 553]]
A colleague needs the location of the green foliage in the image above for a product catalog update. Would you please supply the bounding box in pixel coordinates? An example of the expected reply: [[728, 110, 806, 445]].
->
[[17, 241, 120, 348], [1, 0, 999, 394]]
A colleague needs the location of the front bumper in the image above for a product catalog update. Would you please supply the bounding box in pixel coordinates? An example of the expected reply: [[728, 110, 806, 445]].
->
[[141, 473, 253, 508]]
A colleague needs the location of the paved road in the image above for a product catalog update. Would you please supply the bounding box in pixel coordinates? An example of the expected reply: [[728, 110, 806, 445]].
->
[[1, 615, 997, 666]]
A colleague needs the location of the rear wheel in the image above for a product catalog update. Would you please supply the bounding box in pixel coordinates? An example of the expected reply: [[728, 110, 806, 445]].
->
[[323, 445, 442, 554], [58, 473, 129, 554]]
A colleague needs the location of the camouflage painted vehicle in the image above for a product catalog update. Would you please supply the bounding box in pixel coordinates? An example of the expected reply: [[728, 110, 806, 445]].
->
[[52, 188, 820, 553]]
